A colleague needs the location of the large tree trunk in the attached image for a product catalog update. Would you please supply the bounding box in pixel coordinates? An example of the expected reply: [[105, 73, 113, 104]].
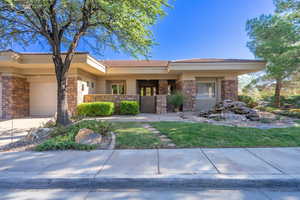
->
[[53, 57, 71, 126], [56, 76, 70, 126], [274, 78, 282, 108]]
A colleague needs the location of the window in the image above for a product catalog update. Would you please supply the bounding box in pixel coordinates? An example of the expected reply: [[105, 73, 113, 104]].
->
[[196, 82, 216, 98], [87, 81, 90, 87], [111, 83, 125, 94], [91, 82, 95, 88]]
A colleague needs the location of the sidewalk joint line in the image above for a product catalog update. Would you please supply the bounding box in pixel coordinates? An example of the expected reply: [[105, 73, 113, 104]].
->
[[258, 188, 273, 200], [244, 148, 286, 175], [157, 148, 161, 175], [200, 148, 221, 174], [93, 150, 115, 179]]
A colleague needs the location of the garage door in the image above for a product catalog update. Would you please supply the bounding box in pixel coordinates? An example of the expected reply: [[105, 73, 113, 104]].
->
[[30, 82, 57, 116]]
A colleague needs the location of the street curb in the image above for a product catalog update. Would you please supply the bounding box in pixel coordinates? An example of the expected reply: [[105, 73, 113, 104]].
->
[[1, 176, 300, 189]]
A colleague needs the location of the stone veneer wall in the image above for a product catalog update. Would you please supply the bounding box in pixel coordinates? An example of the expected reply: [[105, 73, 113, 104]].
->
[[84, 94, 139, 113], [1, 75, 29, 119], [177, 80, 196, 112], [221, 80, 238, 101], [158, 80, 168, 95], [156, 95, 167, 114], [67, 77, 78, 116]]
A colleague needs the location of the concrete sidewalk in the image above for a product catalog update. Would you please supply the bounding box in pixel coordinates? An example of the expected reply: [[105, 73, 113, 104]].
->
[[1, 148, 300, 189]]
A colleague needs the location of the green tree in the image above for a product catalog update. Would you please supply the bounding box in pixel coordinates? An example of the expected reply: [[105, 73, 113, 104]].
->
[[246, 14, 300, 107], [0, 0, 168, 125], [274, 0, 300, 26]]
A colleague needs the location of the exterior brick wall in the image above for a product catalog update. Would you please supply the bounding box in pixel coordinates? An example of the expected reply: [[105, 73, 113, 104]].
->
[[67, 77, 78, 116], [84, 94, 139, 113], [221, 80, 238, 100], [158, 80, 168, 95], [177, 80, 196, 111], [2, 76, 29, 119], [156, 95, 167, 114]]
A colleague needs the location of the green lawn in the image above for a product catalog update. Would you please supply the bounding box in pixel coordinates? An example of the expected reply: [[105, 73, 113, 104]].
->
[[113, 122, 163, 149], [151, 122, 300, 148]]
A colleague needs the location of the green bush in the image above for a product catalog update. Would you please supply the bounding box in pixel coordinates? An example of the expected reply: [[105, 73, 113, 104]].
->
[[36, 120, 113, 151], [120, 101, 140, 115], [279, 109, 300, 119], [168, 91, 184, 112], [77, 102, 114, 117], [286, 95, 300, 107], [238, 95, 258, 108]]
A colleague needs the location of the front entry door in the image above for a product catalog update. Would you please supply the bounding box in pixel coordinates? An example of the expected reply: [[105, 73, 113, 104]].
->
[[138, 82, 158, 113], [195, 78, 217, 112], [140, 96, 156, 113]]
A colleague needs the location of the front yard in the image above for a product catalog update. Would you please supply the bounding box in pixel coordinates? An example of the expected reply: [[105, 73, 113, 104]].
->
[[32, 120, 300, 151], [114, 122, 163, 149], [151, 122, 300, 148]]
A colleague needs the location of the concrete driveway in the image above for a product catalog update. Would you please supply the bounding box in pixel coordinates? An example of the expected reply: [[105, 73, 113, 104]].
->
[[0, 118, 52, 147]]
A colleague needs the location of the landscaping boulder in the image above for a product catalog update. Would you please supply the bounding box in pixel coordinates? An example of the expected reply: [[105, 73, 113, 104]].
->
[[26, 128, 52, 142], [200, 99, 260, 121], [208, 112, 248, 121], [75, 128, 102, 145]]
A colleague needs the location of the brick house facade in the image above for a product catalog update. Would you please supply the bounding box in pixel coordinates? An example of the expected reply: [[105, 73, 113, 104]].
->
[[0, 51, 265, 119]]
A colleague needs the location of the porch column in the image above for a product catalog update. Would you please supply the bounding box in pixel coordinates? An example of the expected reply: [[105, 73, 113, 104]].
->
[[221, 78, 238, 100], [158, 80, 168, 95], [177, 80, 196, 112], [1, 74, 29, 119], [156, 95, 167, 114]]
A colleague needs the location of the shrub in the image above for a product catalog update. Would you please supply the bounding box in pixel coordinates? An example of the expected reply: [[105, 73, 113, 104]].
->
[[168, 91, 184, 112], [279, 109, 300, 119], [77, 102, 114, 117], [286, 95, 300, 107], [36, 120, 113, 151], [238, 95, 258, 108], [120, 101, 140, 115]]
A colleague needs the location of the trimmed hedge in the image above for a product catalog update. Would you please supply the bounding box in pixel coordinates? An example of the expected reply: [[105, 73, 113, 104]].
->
[[120, 101, 140, 115], [77, 102, 114, 117]]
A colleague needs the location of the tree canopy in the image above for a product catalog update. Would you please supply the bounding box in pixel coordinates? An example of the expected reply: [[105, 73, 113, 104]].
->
[[0, 0, 168, 125], [247, 15, 300, 81], [0, 0, 168, 57], [246, 9, 300, 107]]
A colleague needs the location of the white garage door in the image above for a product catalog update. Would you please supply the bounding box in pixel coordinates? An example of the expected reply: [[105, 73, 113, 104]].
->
[[30, 82, 57, 116]]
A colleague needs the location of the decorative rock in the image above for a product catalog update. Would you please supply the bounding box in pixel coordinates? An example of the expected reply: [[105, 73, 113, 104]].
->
[[26, 128, 52, 142], [207, 100, 260, 121], [75, 128, 102, 145]]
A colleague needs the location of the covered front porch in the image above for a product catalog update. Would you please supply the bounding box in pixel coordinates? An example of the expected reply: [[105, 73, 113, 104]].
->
[[84, 76, 230, 114]]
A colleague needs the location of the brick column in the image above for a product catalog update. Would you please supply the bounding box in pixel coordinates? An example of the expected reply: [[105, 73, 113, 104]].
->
[[158, 80, 168, 95], [67, 77, 78, 116], [156, 95, 167, 114], [2, 75, 29, 119], [221, 79, 238, 100], [177, 80, 196, 112]]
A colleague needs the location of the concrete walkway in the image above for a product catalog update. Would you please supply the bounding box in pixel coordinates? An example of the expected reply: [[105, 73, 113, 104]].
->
[[1, 148, 300, 189]]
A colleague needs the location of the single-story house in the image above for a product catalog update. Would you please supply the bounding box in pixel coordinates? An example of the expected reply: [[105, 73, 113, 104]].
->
[[0, 50, 265, 119]]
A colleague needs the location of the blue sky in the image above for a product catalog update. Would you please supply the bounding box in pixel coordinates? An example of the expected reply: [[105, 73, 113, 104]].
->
[[13, 0, 275, 60]]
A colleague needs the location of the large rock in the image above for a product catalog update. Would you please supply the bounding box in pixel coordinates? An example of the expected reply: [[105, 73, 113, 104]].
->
[[205, 99, 260, 121], [246, 110, 260, 121], [75, 128, 102, 145], [208, 112, 248, 121], [26, 128, 52, 142]]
